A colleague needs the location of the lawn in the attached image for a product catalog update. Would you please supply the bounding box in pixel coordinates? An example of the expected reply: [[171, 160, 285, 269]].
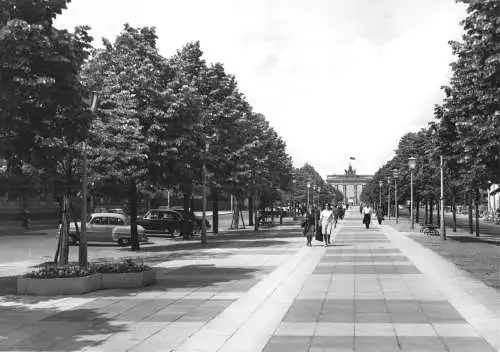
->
[[388, 221, 500, 291]]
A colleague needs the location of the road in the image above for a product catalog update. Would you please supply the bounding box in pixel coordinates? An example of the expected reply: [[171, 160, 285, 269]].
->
[[0, 212, 248, 266]]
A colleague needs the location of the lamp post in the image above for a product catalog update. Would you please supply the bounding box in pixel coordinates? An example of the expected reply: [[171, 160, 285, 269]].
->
[[387, 176, 391, 220], [307, 182, 311, 210], [393, 169, 399, 224], [292, 177, 296, 220], [80, 92, 99, 267], [312, 185, 316, 209], [317, 186, 321, 209], [440, 155, 446, 240], [408, 157, 416, 230], [378, 180, 383, 210], [201, 133, 217, 244]]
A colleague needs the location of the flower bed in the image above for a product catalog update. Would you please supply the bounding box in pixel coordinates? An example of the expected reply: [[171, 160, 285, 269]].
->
[[18, 263, 101, 295], [17, 258, 156, 295], [94, 257, 156, 289]]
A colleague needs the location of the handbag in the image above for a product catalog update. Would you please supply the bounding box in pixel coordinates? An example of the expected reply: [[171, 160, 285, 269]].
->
[[315, 225, 323, 242]]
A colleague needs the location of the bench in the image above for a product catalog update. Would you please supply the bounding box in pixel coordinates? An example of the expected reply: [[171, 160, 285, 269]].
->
[[419, 223, 440, 237]]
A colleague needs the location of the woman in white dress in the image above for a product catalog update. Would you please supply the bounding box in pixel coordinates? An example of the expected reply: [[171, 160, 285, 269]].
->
[[319, 203, 334, 246]]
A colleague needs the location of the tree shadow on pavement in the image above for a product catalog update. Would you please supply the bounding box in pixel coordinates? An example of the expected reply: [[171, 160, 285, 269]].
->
[[152, 264, 265, 289], [446, 235, 500, 246], [130, 239, 292, 254], [0, 303, 128, 351]]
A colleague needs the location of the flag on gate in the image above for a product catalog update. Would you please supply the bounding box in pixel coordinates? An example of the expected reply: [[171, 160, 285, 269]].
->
[[350, 156, 356, 160]]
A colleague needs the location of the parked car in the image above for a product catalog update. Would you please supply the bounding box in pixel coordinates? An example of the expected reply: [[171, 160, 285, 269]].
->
[[59, 213, 148, 246], [164, 206, 211, 232], [137, 208, 208, 237]]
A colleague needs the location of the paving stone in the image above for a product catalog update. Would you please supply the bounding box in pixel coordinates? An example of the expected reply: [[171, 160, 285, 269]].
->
[[263, 336, 312, 352], [441, 336, 497, 352]]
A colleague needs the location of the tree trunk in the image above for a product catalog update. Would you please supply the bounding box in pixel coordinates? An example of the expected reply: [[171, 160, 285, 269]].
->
[[248, 196, 254, 226], [212, 189, 219, 234], [424, 200, 428, 225], [415, 197, 420, 224], [271, 203, 275, 227], [437, 201, 441, 227], [429, 199, 434, 225], [231, 200, 240, 229], [183, 192, 190, 239], [129, 181, 140, 251], [254, 193, 259, 232], [56, 194, 70, 264], [468, 189, 473, 234], [452, 194, 457, 232], [475, 188, 480, 237]]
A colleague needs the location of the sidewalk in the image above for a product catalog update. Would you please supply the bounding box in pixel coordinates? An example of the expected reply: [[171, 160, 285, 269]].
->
[[0, 211, 498, 351]]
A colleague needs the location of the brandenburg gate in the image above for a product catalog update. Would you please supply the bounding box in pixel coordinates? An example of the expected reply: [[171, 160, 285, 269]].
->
[[327, 165, 372, 205]]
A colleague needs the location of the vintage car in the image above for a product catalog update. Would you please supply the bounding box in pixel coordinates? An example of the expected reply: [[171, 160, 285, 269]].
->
[[61, 213, 148, 246], [137, 208, 208, 237], [162, 206, 211, 233]]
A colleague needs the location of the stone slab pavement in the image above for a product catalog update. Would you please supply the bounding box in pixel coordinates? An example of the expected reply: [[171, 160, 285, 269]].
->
[[0, 212, 498, 351]]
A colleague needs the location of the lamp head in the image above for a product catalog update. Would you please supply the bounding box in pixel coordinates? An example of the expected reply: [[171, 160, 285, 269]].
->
[[408, 157, 416, 170]]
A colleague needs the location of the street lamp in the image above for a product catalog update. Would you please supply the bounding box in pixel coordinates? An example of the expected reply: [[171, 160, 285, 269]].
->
[[387, 176, 391, 220], [292, 177, 297, 220], [312, 185, 316, 209], [393, 169, 399, 224], [378, 180, 383, 210], [307, 182, 311, 210], [408, 157, 416, 230], [440, 155, 446, 240], [317, 186, 321, 209], [201, 133, 217, 244], [80, 92, 99, 266]]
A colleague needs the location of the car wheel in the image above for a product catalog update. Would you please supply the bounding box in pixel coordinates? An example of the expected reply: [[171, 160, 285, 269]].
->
[[171, 229, 181, 238], [118, 238, 131, 247]]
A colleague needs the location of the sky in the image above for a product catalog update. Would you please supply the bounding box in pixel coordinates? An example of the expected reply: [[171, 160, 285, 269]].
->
[[54, 0, 467, 179]]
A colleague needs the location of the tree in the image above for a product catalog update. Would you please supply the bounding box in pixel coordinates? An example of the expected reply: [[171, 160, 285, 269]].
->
[[83, 25, 182, 250], [0, 0, 93, 264]]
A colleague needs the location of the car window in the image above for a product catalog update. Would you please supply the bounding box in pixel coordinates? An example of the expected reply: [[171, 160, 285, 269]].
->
[[164, 211, 181, 221], [91, 217, 108, 225], [108, 217, 125, 225], [144, 211, 159, 220]]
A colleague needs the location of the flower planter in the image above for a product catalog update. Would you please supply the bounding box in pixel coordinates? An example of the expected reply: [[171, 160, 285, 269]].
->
[[101, 269, 156, 289], [17, 273, 102, 296]]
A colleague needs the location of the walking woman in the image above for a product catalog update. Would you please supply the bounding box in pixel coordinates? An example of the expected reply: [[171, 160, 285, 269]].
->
[[303, 207, 316, 247], [320, 203, 334, 246]]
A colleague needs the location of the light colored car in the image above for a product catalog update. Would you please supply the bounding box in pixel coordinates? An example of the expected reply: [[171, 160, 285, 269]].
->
[[61, 213, 147, 246]]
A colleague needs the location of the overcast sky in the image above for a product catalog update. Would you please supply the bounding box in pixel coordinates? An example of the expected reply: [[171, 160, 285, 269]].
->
[[54, 0, 467, 179]]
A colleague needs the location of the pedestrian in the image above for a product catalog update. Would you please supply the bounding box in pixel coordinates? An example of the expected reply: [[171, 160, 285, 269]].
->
[[359, 204, 363, 214], [302, 207, 316, 247], [362, 204, 372, 229], [376, 207, 384, 225], [333, 205, 340, 228], [320, 203, 334, 246], [339, 205, 345, 220]]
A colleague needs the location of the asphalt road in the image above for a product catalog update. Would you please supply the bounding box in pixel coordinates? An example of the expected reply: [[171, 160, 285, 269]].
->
[[0, 212, 247, 265]]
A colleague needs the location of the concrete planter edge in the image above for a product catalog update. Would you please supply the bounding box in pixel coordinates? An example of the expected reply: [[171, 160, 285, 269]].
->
[[101, 269, 156, 289], [17, 273, 102, 296]]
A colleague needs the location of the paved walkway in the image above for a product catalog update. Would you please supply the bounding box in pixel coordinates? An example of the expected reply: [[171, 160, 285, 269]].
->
[[0, 211, 499, 351]]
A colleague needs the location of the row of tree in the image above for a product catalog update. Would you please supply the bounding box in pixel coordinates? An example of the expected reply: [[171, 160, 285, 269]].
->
[[0, 1, 293, 263], [360, 0, 499, 236]]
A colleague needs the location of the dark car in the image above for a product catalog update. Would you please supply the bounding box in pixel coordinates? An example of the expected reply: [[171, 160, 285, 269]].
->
[[161, 206, 211, 233], [137, 209, 201, 237]]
